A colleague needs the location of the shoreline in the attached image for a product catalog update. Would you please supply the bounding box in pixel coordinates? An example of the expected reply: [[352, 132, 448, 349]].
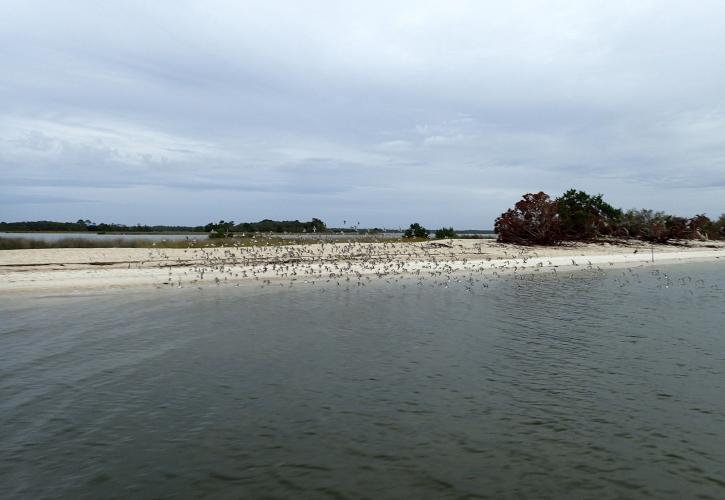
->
[[1, 239, 723, 295]]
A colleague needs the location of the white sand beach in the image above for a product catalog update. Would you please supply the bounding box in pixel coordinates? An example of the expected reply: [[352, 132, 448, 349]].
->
[[1, 239, 723, 294]]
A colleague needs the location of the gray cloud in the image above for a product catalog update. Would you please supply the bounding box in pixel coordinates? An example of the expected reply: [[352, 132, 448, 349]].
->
[[1, 0, 724, 226]]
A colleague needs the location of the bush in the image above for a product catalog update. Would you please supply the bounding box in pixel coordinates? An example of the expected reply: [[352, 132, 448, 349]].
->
[[208, 229, 229, 239], [434, 227, 457, 239], [494, 192, 562, 245], [403, 223, 429, 238], [619, 209, 654, 238], [496, 191, 724, 245], [205, 220, 235, 237], [233, 218, 326, 233], [709, 214, 725, 239], [620, 210, 717, 242], [555, 189, 621, 240], [688, 214, 711, 240]]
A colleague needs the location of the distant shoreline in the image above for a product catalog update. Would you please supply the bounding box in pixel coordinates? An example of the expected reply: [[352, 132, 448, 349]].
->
[[1, 239, 722, 295], [0, 231, 204, 236]]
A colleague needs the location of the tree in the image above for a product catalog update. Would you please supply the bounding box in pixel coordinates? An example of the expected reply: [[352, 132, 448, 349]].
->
[[310, 218, 327, 232], [688, 214, 711, 240], [619, 209, 671, 240], [555, 189, 621, 240], [435, 227, 457, 239], [206, 220, 235, 238], [403, 223, 429, 238], [664, 216, 688, 240], [710, 214, 725, 240], [233, 218, 327, 233], [494, 192, 562, 245], [619, 210, 715, 243]]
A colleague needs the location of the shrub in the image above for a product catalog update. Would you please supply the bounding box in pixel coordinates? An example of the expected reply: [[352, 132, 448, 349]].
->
[[555, 189, 621, 240], [709, 214, 725, 239], [620, 210, 715, 243], [494, 192, 562, 245], [205, 220, 235, 237], [434, 227, 457, 239], [403, 223, 429, 238], [688, 214, 711, 240]]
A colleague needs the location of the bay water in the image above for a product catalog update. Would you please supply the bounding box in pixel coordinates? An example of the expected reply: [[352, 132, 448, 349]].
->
[[1, 261, 724, 499]]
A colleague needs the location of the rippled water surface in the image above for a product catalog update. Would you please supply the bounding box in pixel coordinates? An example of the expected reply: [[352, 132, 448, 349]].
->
[[1, 262, 724, 499]]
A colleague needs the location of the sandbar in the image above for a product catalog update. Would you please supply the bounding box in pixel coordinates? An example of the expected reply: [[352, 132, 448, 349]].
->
[[1, 239, 723, 295]]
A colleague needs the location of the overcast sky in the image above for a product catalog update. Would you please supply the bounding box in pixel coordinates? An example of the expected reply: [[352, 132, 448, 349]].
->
[[1, 1, 724, 228]]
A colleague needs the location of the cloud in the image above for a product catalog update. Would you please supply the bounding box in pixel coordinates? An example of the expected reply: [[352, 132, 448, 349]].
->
[[1, 0, 725, 225], [0, 193, 96, 205]]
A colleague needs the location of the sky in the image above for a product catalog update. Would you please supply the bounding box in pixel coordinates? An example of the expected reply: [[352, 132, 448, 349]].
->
[[1, 0, 724, 228]]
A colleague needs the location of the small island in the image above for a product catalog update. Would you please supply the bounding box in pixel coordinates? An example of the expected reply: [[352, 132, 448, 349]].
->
[[1, 190, 722, 294]]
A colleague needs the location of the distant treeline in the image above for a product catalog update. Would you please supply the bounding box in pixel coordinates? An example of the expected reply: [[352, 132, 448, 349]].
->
[[1, 218, 329, 234], [495, 189, 725, 245], [204, 218, 327, 237], [0, 220, 205, 232]]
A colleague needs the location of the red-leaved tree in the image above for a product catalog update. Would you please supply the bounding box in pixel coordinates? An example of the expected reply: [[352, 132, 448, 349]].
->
[[494, 192, 562, 245]]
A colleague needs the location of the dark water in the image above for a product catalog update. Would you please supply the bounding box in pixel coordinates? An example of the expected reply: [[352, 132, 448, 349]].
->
[[0, 232, 397, 242], [0, 231, 494, 243], [0, 232, 201, 242], [1, 262, 724, 499]]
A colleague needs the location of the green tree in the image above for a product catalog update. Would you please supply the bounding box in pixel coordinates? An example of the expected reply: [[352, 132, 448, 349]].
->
[[232, 218, 327, 233], [555, 189, 621, 240], [310, 218, 327, 232], [710, 214, 725, 239], [434, 227, 457, 239], [206, 220, 235, 238], [688, 214, 712, 240], [403, 223, 429, 238]]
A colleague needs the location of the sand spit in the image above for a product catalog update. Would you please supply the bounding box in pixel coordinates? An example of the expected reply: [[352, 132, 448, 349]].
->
[[1, 239, 723, 294]]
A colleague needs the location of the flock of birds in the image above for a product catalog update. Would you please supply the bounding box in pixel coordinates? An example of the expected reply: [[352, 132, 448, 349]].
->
[[124, 237, 722, 295]]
